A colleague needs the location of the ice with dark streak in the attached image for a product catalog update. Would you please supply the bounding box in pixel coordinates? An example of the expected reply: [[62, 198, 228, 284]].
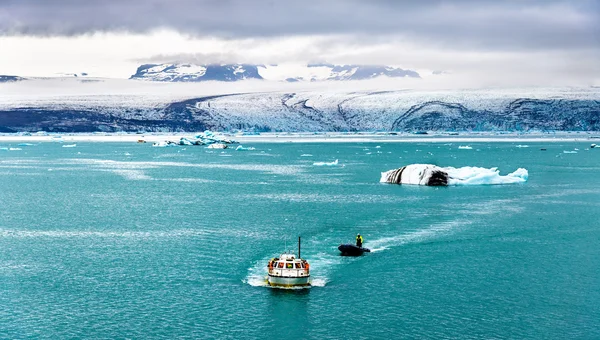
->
[[380, 164, 529, 186]]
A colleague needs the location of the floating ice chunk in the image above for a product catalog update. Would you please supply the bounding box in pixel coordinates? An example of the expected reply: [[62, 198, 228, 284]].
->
[[381, 164, 528, 186], [179, 137, 193, 146], [62, 144, 76, 148], [446, 166, 528, 185], [208, 143, 227, 149], [458, 145, 473, 150], [9, 147, 22, 151], [235, 145, 256, 151], [152, 141, 178, 147], [313, 159, 339, 166], [380, 164, 448, 186]]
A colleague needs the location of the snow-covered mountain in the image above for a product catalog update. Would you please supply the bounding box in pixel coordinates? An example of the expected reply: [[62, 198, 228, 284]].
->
[[130, 64, 263, 82], [129, 63, 420, 82], [0, 75, 25, 82], [0, 85, 598, 133]]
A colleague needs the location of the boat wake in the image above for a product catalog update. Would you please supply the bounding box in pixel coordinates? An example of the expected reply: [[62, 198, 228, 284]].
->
[[367, 220, 470, 252]]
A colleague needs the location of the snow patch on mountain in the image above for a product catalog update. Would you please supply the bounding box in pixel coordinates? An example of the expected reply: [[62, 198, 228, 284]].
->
[[0, 75, 25, 82], [130, 63, 420, 82], [130, 64, 262, 82]]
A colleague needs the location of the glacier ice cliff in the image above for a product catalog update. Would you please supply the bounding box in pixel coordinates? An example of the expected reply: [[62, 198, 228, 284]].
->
[[0, 88, 599, 132]]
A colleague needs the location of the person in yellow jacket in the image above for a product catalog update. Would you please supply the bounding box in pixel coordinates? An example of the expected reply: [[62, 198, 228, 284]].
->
[[356, 234, 363, 248]]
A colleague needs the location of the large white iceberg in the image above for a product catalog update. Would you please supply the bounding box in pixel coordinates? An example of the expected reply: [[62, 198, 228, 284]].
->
[[380, 164, 528, 186]]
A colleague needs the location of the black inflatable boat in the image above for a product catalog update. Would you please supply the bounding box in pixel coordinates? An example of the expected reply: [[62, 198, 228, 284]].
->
[[338, 244, 371, 256]]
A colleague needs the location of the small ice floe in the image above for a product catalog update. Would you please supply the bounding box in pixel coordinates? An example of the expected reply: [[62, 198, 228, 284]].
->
[[152, 141, 178, 147], [563, 150, 577, 154], [62, 144, 76, 148], [179, 137, 194, 146], [9, 147, 22, 151], [515, 145, 529, 148], [235, 145, 256, 151], [313, 159, 339, 166], [208, 143, 227, 149], [300, 154, 313, 157], [458, 145, 473, 150]]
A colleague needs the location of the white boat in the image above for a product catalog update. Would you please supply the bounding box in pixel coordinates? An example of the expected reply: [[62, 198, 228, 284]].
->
[[267, 237, 311, 288]]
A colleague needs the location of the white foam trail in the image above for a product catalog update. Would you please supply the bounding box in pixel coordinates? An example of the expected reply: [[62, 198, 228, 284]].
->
[[515, 145, 529, 148], [368, 221, 468, 252], [300, 154, 313, 157], [458, 145, 473, 150], [244, 259, 270, 287], [313, 159, 339, 166], [112, 169, 152, 180], [67, 158, 304, 176], [0, 229, 211, 239]]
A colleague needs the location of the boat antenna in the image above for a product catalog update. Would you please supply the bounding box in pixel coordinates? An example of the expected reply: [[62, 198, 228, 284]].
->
[[298, 236, 301, 259]]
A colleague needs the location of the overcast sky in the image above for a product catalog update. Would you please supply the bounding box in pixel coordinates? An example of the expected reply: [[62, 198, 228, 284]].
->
[[0, 0, 598, 86]]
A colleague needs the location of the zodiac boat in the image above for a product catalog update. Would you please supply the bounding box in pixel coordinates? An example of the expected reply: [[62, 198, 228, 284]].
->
[[338, 244, 371, 256], [267, 237, 311, 288]]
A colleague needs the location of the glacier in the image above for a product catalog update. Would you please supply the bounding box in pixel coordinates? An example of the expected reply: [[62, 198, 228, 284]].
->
[[0, 82, 598, 133], [380, 164, 529, 186]]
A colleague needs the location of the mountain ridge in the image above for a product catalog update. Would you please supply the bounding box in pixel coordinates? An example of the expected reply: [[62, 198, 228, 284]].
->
[[129, 63, 421, 82]]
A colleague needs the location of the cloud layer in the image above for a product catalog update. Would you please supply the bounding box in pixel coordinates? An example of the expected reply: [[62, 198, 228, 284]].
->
[[2, 0, 598, 51], [0, 1, 598, 85]]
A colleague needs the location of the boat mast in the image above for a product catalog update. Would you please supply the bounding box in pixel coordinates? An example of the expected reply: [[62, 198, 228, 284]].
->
[[298, 236, 301, 258]]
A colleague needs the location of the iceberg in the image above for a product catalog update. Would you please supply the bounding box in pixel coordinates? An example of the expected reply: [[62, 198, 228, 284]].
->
[[313, 159, 339, 166], [152, 141, 178, 147], [381, 164, 528, 186], [178, 137, 193, 146], [235, 145, 256, 151]]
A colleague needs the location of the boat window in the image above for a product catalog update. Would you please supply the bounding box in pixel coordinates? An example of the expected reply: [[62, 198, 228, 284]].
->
[[286, 263, 293, 269], [295, 263, 301, 268], [277, 262, 284, 268]]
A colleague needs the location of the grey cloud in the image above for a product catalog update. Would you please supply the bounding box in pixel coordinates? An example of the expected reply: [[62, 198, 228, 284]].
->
[[0, 0, 598, 52]]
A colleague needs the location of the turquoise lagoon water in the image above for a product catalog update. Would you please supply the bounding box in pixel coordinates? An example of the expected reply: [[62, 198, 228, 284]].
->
[[0, 141, 599, 339]]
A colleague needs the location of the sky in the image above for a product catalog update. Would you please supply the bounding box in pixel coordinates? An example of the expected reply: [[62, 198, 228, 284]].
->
[[0, 0, 598, 87]]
